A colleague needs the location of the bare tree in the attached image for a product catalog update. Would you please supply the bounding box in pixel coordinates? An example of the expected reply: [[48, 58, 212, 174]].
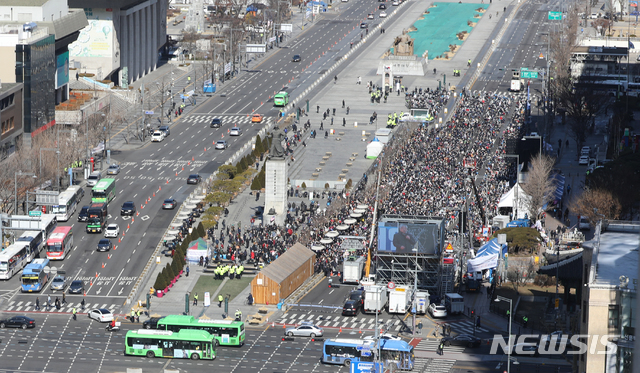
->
[[569, 188, 622, 225], [521, 154, 556, 220], [555, 79, 604, 151]]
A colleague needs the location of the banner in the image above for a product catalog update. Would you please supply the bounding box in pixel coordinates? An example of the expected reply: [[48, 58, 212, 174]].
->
[[467, 253, 498, 273]]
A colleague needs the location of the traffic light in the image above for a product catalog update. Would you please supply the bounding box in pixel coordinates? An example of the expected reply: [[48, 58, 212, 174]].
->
[[471, 309, 475, 317]]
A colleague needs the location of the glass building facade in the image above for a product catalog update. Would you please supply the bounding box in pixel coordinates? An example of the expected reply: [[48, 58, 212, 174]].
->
[[16, 34, 56, 136]]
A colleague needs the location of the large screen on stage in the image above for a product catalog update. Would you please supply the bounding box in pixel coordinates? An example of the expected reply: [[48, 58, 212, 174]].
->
[[377, 221, 439, 255]]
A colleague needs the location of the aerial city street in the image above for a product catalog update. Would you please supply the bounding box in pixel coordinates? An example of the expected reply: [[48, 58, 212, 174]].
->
[[0, 0, 637, 372]]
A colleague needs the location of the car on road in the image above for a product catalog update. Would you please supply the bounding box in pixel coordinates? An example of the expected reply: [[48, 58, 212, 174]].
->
[[367, 13, 374, 19], [151, 131, 165, 142], [360, 22, 368, 28], [51, 274, 67, 291], [230, 127, 242, 136], [88, 308, 114, 323], [428, 303, 448, 318], [579, 216, 590, 230], [78, 205, 90, 222], [580, 146, 590, 156], [441, 334, 482, 348], [163, 199, 177, 210], [143, 317, 164, 329], [347, 289, 365, 308], [68, 280, 85, 294], [392, 0, 399, 5], [379, 3, 386, 9], [379, 11, 387, 17], [107, 164, 120, 175], [0, 316, 35, 329], [121, 201, 136, 216], [210, 118, 222, 128], [342, 300, 360, 316], [104, 224, 119, 238], [285, 322, 324, 337], [251, 114, 263, 123], [578, 155, 589, 165], [97, 238, 114, 252], [87, 171, 101, 187], [187, 174, 202, 184], [215, 140, 228, 150], [292, 54, 301, 62], [159, 125, 170, 136]]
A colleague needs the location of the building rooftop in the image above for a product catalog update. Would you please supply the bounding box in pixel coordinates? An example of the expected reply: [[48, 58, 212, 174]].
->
[[0, 0, 49, 6], [573, 45, 628, 56], [590, 227, 639, 288], [0, 82, 22, 94]]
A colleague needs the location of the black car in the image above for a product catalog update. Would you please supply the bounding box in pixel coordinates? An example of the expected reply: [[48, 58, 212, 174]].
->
[[292, 54, 301, 62], [210, 118, 222, 128], [379, 3, 386, 9], [158, 125, 170, 136], [68, 280, 85, 294], [441, 334, 482, 348], [342, 300, 359, 316], [143, 317, 164, 329], [121, 201, 136, 216], [187, 174, 202, 184], [360, 22, 368, 29], [163, 199, 177, 210], [0, 316, 35, 329], [97, 238, 113, 252], [348, 289, 365, 308], [78, 205, 90, 222]]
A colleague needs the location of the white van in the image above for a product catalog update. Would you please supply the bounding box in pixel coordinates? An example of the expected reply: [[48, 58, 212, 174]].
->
[[578, 216, 590, 230]]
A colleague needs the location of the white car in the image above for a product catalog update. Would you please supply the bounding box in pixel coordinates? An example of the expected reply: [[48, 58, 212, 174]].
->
[[86, 171, 101, 187], [88, 308, 114, 323], [230, 127, 242, 136], [367, 13, 374, 19], [580, 146, 590, 156], [284, 322, 324, 337], [428, 303, 448, 318], [379, 11, 387, 17], [578, 155, 589, 165], [392, 0, 399, 5], [104, 224, 120, 238], [215, 140, 228, 150], [151, 131, 165, 142]]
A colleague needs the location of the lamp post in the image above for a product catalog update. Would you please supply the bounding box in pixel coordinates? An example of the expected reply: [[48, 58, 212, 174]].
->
[[495, 295, 513, 373], [15, 171, 37, 214]]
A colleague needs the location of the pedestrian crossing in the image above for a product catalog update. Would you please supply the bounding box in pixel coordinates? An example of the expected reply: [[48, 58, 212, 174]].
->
[[4, 300, 119, 314], [439, 320, 489, 334], [183, 114, 274, 126], [277, 312, 407, 331], [413, 357, 430, 372], [415, 339, 466, 353], [423, 359, 456, 373]]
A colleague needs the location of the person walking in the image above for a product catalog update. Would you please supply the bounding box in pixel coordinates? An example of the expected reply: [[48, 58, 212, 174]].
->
[[35, 297, 40, 311], [342, 100, 345, 108], [62, 293, 67, 305], [193, 293, 199, 306], [72, 307, 77, 321], [47, 294, 52, 309], [438, 341, 445, 355], [81, 298, 85, 310], [218, 294, 224, 307]]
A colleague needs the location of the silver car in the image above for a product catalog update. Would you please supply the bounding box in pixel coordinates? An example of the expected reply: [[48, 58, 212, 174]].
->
[[284, 322, 323, 337], [215, 140, 228, 150], [51, 274, 66, 291], [107, 164, 120, 175]]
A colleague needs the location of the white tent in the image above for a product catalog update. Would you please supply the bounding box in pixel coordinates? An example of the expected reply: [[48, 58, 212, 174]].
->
[[498, 183, 531, 219], [366, 140, 384, 159]]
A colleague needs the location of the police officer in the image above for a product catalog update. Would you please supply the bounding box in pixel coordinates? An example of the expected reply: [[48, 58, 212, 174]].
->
[[193, 293, 199, 306], [72, 307, 77, 321], [130, 309, 136, 322], [218, 294, 224, 307]]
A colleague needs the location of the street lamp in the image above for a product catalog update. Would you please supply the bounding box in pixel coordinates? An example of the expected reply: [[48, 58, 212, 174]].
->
[[14, 171, 37, 214], [495, 295, 513, 373]]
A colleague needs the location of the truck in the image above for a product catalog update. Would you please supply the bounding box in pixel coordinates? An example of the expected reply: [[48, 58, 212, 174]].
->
[[509, 71, 525, 92], [444, 293, 464, 315], [342, 256, 365, 284], [388, 286, 413, 314], [86, 202, 108, 233], [415, 291, 430, 315], [363, 285, 388, 314]]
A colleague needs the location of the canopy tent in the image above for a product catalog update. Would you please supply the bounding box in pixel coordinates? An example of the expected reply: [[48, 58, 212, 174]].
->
[[475, 238, 507, 258], [366, 140, 384, 159], [467, 238, 507, 273], [186, 238, 208, 263], [498, 183, 531, 219]]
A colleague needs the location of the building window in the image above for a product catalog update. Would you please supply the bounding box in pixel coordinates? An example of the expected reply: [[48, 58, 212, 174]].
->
[[1, 117, 14, 135], [608, 305, 620, 329]]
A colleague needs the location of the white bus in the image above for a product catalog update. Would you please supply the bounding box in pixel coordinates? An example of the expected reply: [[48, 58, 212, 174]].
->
[[51, 186, 83, 222], [16, 230, 44, 260], [0, 242, 31, 280]]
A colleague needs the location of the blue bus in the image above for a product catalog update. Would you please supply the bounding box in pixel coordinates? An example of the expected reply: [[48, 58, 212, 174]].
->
[[21, 258, 50, 292], [321, 338, 414, 370]]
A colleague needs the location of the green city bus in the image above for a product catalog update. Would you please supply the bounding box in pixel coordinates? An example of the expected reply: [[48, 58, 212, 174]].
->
[[157, 315, 245, 346], [91, 178, 116, 204], [273, 91, 289, 107], [125, 329, 217, 360]]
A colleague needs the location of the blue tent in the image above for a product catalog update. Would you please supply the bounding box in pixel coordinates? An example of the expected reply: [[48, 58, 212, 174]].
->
[[506, 219, 529, 228], [475, 238, 508, 258]]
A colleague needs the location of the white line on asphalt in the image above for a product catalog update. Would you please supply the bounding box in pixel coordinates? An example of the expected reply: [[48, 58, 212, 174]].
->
[[143, 232, 146, 237], [106, 267, 125, 297], [133, 249, 136, 254]]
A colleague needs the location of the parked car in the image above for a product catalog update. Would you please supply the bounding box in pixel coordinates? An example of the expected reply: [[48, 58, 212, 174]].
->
[[158, 125, 170, 136], [0, 316, 35, 329], [342, 300, 360, 316], [441, 334, 482, 348], [187, 174, 202, 184], [107, 164, 120, 175], [163, 199, 177, 210], [68, 280, 85, 294], [215, 140, 228, 149], [97, 238, 113, 252], [88, 308, 114, 323], [78, 205, 90, 222], [143, 317, 164, 329], [104, 224, 119, 238], [121, 201, 136, 216], [285, 322, 323, 337], [151, 131, 165, 142], [51, 274, 67, 291], [230, 127, 242, 136], [580, 146, 591, 156], [578, 155, 589, 165], [428, 303, 448, 318], [211, 118, 222, 128]]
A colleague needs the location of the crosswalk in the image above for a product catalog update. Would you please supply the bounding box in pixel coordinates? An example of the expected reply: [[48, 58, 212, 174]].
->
[[4, 300, 119, 314], [183, 114, 274, 126], [438, 319, 489, 334], [415, 339, 466, 353], [423, 359, 456, 373], [413, 357, 430, 372], [277, 312, 407, 331]]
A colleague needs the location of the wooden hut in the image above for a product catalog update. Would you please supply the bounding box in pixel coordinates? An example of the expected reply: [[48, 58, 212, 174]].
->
[[250, 243, 316, 305]]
